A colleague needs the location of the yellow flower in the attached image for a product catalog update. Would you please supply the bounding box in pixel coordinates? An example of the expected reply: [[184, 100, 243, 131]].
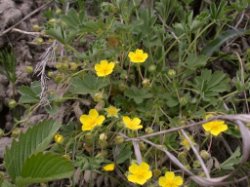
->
[[158, 171, 184, 187], [128, 49, 148, 63], [202, 120, 228, 136], [105, 105, 120, 118], [127, 162, 152, 185], [180, 135, 195, 151], [95, 60, 115, 77], [54, 133, 64, 144], [122, 116, 143, 130], [80, 109, 105, 131], [102, 163, 115, 171]]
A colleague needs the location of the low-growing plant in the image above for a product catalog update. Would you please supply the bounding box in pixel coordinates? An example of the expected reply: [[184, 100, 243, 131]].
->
[[1, 0, 250, 186]]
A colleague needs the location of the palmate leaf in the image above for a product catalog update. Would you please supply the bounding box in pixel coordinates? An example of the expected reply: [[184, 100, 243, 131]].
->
[[18, 81, 41, 104], [16, 152, 74, 187], [70, 74, 109, 95], [124, 86, 153, 104], [4, 120, 60, 181], [192, 69, 229, 101]]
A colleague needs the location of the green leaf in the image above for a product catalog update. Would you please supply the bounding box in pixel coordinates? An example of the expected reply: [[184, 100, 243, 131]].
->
[[61, 9, 84, 30], [0, 180, 16, 187], [201, 29, 245, 56], [192, 69, 229, 101], [4, 120, 60, 180], [115, 144, 132, 164], [185, 54, 208, 70], [18, 81, 41, 104], [124, 86, 153, 104], [46, 27, 66, 44], [166, 96, 179, 107], [220, 147, 241, 170], [16, 152, 74, 187], [70, 74, 109, 95]]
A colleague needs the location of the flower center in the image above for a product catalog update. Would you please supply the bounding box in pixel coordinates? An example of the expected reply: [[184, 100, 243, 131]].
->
[[135, 54, 143, 61]]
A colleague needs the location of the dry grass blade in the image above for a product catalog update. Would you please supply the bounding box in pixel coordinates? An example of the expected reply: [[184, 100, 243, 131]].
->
[[121, 114, 250, 186], [181, 130, 210, 178], [236, 120, 250, 162], [132, 140, 142, 164], [142, 138, 231, 186]]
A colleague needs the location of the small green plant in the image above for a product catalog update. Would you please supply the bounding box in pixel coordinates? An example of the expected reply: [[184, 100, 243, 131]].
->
[[0, 49, 16, 84], [2, 0, 250, 186], [2, 120, 74, 187]]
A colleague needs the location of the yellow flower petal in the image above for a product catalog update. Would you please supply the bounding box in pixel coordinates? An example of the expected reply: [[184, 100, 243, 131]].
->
[[96, 115, 105, 126], [79, 114, 88, 125], [165, 172, 175, 180], [105, 105, 120, 118], [175, 176, 184, 185], [100, 60, 109, 65], [122, 116, 130, 125], [132, 117, 141, 126], [158, 176, 167, 187], [158, 171, 184, 187], [102, 163, 115, 171], [140, 162, 150, 170], [128, 163, 138, 173], [127, 162, 152, 185], [122, 116, 143, 130], [95, 60, 115, 77], [79, 109, 105, 131], [128, 49, 148, 63], [202, 120, 228, 136], [89, 109, 99, 118]]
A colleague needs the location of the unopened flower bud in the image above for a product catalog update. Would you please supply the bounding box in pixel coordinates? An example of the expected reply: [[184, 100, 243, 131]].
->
[[114, 135, 124, 144], [11, 128, 21, 137], [142, 79, 150, 87], [200, 150, 210, 160], [56, 8, 62, 14], [63, 154, 70, 160], [99, 133, 107, 141], [167, 69, 176, 77], [193, 160, 201, 168], [145, 127, 154, 134], [93, 92, 103, 102], [96, 150, 108, 158], [48, 18, 57, 25], [178, 152, 188, 164], [179, 96, 188, 106], [32, 24, 41, 32], [8, 99, 17, 109], [54, 133, 64, 144], [25, 66, 33, 74], [34, 37, 44, 45], [69, 62, 78, 71], [148, 64, 156, 72]]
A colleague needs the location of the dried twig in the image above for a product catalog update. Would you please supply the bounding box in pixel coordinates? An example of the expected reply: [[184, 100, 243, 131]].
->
[[181, 129, 210, 178], [34, 40, 57, 107], [132, 140, 142, 164], [11, 28, 48, 37], [0, 1, 53, 37]]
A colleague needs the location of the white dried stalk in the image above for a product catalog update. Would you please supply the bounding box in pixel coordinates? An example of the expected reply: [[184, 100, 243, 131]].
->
[[181, 129, 210, 179], [132, 140, 142, 164], [34, 40, 57, 107]]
